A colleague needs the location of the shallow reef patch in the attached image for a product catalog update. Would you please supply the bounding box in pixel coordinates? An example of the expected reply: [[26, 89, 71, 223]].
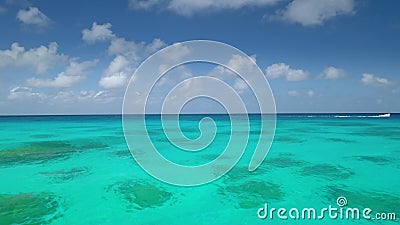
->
[[41, 167, 91, 182], [0, 140, 109, 166], [265, 155, 308, 168], [219, 180, 285, 209], [300, 164, 354, 180], [106, 179, 173, 211], [0, 141, 76, 165], [0, 192, 64, 225], [324, 137, 357, 144], [354, 155, 393, 165], [273, 136, 305, 143]]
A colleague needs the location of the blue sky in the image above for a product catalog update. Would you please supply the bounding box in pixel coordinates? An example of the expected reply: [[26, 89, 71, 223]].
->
[[0, 0, 399, 114]]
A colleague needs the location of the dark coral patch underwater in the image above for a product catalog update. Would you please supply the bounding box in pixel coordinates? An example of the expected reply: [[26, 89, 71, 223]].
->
[[0, 140, 109, 166], [354, 155, 394, 165], [300, 164, 355, 180], [0, 192, 64, 225], [106, 180, 173, 211], [265, 154, 308, 168], [218, 180, 285, 209], [41, 167, 91, 182], [0, 141, 76, 165]]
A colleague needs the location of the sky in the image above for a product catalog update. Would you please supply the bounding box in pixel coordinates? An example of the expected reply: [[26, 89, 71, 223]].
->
[[0, 0, 399, 114]]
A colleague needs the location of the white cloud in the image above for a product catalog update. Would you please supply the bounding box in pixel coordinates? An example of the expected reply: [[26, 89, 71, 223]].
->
[[156, 65, 193, 87], [53, 90, 117, 104], [99, 73, 128, 89], [17, 7, 51, 27], [275, 0, 355, 26], [361, 73, 394, 87], [108, 37, 165, 59], [8, 86, 47, 100], [81, 21, 166, 89], [0, 42, 67, 74], [26, 74, 82, 88], [26, 59, 98, 88], [227, 54, 258, 75], [206, 54, 257, 79], [198, 54, 258, 94], [104, 55, 130, 76], [129, 0, 162, 10], [99, 55, 131, 89], [233, 79, 248, 93], [158, 42, 190, 64], [129, 0, 281, 15], [287, 89, 314, 97], [288, 90, 300, 96], [108, 37, 136, 56], [82, 22, 115, 43], [8, 86, 117, 105], [320, 66, 346, 79], [265, 63, 308, 81], [168, 0, 280, 15], [145, 39, 166, 54]]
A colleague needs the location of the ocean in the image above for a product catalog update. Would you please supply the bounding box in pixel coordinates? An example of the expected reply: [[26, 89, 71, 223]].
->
[[0, 114, 399, 224]]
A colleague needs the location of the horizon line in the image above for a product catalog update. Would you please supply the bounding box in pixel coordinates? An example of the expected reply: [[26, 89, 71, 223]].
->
[[0, 112, 397, 117]]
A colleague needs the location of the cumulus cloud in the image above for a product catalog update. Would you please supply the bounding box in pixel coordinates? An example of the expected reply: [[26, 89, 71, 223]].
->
[[8, 87, 116, 105], [287, 89, 314, 97], [129, 0, 162, 10], [128, 0, 354, 26], [81, 21, 166, 89], [53, 90, 117, 104], [320, 66, 346, 79], [158, 42, 190, 64], [227, 54, 258, 74], [26, 74, 82, 88], [99, 55, 131, 89], [82, 22, 115, 43], [201, 54, 257, 81], [129, 0, 281, 15], [108, 37, 165, 59], [361, 73, 394, 87], [0, 42, 67, 74], [265, 63, 308, 81], [8, 86, 47, 100], [17, 7, 51, 27], [26, 59, 98, 88], [275, 0, 355, 26], [168, 0, 280, 15], [99, 73, 129, 89]]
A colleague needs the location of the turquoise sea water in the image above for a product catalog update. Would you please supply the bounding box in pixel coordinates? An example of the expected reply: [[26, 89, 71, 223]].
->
[[0, 114, 399, 225]]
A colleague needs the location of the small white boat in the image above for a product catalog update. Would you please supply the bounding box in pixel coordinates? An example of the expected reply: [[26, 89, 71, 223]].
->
[[377, 113, 391, 118]]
